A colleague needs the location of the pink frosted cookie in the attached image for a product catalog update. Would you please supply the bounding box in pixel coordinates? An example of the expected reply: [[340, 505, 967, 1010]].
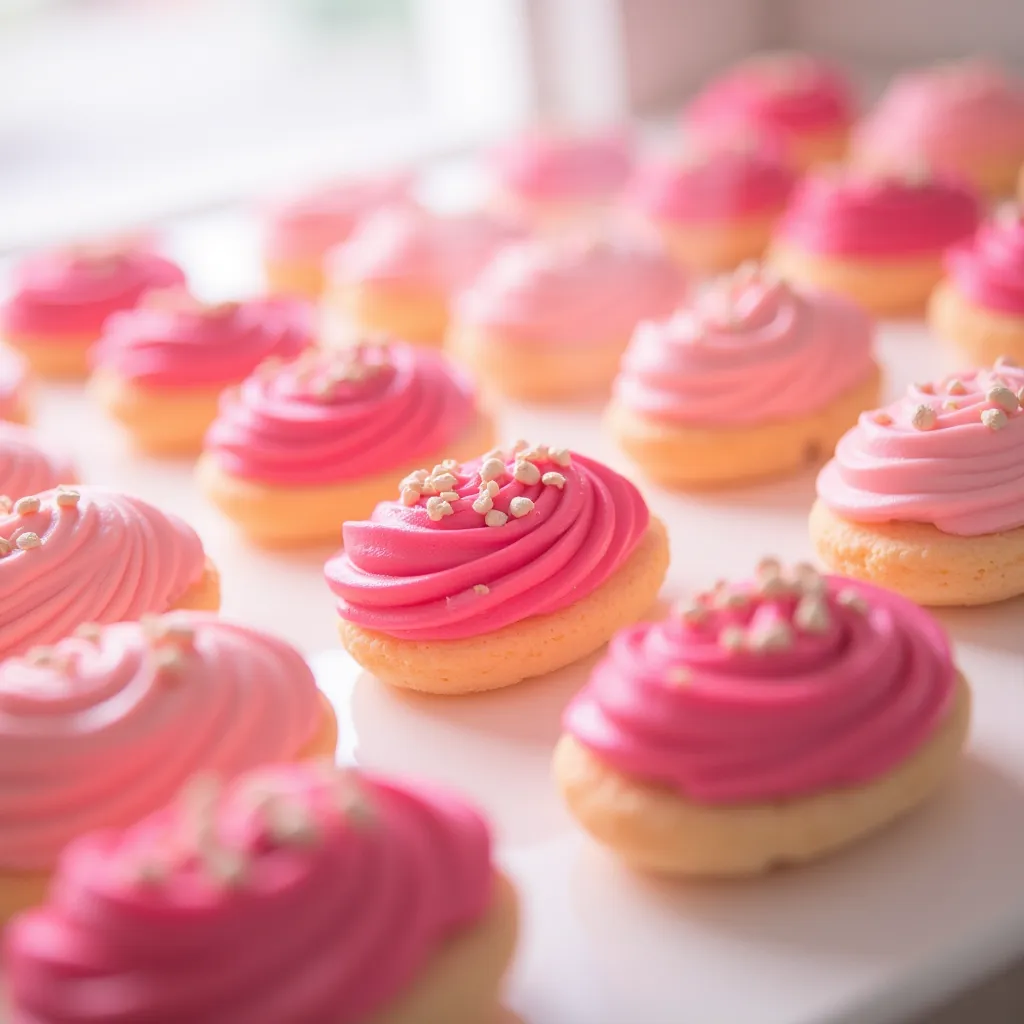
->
[[852, 60, 1024, 197], [554, 559, 970, 876], [4, 762, 519, 1024], [0, 245, 185, 379], [607, 262, 881, 486], [684, 52, 856, 170], [769, 167, 981, 315], [0, 422, 76, 500], [0, 613, 336, 922], [325, 442, 670, 693], [812, 360, 1024, 605], [263, 172, 410, 298], [90, 290, 314, 455], [449, 232, 687, 401], [0, 345, 31, 423]]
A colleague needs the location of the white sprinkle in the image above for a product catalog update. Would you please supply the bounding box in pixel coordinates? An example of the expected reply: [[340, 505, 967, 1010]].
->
[[717, 590, 750, 610], [759, 574, 793, 598], [0, 495, 11, 514], [995, 355, 1019, 369], [873, 411, 893, 426], [512, 439, 529, 453], [430, 473, 458, 492], [55, 488, 81, 508], [794, 596, 830, 633], [401, 487, 420, 506], [518, 445, 549, 463], [756, 556, 781, 578], [441, 458, 458, 471], [479, 458, 506, 482], [719, 625, 746, 651], [946, 379, 967, 396], [541, 471, 566, 489], [425, 497, 453, 521], [513, 460, 541, 485], [439, 490, 460, 501], [837, 588, 868, 613], [153, 647, 185, 675], [471, 494, 493, 515], [916, 381, 936, 395], [749, 620, 794, 653], [14, 496, 40, 516], [911, 404, 938, 430], [674, 600, 707, 626], [480, 480, 499, 497], [473, 584, 489, 595], [264, 797, 319, 847], [943, 400, 960, 411], [509, 496, 534, 518], [400, 470, 428, 489], [484, 509, 508, 528], [987, 386, 1020, 413], [548, 447, 571, 466], [981, 408, 1009, 430], [15, 532, 40, 550], [794, 562, 824, 594], [0, 537, 10, 557]]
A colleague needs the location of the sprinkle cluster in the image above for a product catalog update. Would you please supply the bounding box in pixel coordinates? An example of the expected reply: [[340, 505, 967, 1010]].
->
[[0, 487, 80, 559], [904, 358, 1023, 432], [694, 260, 787, 332], [272, 340, 390, 402]]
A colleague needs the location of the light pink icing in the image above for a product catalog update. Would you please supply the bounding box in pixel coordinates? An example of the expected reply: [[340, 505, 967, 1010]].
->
[[0, 613, 325, 870], [264, 173, 411, 264], [775, 168, 981, 257], [90, 292, 314, 389], [327, 206, 524, 294], [0, 345, 29, 421], [0, 423, 76, 500], [1, 247, 186, 340], [817, 364, 1024, 536], [326, 446, 650, 641], [685, 53, 855, 145], [4, 763, 495, 1024], [0, 486, 207, 659], [614, 269, 876, 425], [564, 570, 957, 803], [627, 142, 796, 224], [852, 61, 1024, 174], [454, 234, 687, 345], [490, 129, 633, 202], [204, 342, 483, 486], [945, 206, 1024, 316]]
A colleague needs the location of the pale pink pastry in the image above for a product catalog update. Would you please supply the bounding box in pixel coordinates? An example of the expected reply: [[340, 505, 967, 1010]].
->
[[684, 52, 856, 170], [0, 485, 219, 660], [5, 763, 518, 1024], [0, 345, 31, 423], [0, 422, 75, 501], [449, 232, 687, 401], [554, 561, 969, 875], [852, 60, 1024, 197]]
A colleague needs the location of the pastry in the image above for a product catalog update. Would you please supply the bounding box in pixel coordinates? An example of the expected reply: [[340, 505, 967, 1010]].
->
[[625, 140, 797, 274], [851, 59, 1024, 198], [811, 361, 1024, 605], [0, 345, 31, 423], [4, 762, 519, 1024], [0, 422, 76, 499], [325, 442, 670, 694], [198, 341, 494, 546], [928, 203, 1024, 366], [607, 263, 881, 487], [488, 127, 633, 230], [323, 206, 523, 347], [263, 173, 410, 298], [769, 167, 980, 316], [0, 245, 185, 379], [554, 560, 970, 876], [90, 290, 314, 455], [0, 612, 337, 921], [0, 485, 219, 658], [683, 52, 856, 171], [448, 233, 686, 402]]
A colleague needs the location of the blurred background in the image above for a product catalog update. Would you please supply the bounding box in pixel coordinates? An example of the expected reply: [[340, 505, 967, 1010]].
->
[[1, 0, 1022, 250]]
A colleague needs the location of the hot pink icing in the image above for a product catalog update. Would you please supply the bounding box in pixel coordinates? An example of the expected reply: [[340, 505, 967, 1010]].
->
[[325, 446, 650, 641], [0, 423, 76, 500], [490, 129, 633, 202], [327, 206, 524, 293], [1, 247, 186, 340], [0, 345, 29, 421], [627, 142, 796, 224], [4, 763, 495, 1024], [90, 292, 314, 389], [454, 234, 687, 345], [817, 363, 1024, 536], [563, 570, 957, 803], [614, 269, 876, 425], [775, 169, 981, 257], [945, 206, 1024, 316], [685, 53, 855, 145], [0, 486, 207, 659], [204, 342, 483, 487], [852, 61, 1024, 175], [264, 173, 411, 263], [0, 614, 325, 870]]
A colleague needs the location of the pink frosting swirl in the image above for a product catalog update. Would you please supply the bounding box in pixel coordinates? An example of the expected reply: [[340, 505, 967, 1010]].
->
[[614, 268, 876, 425], [327, 206, 524, 293], [0, 614, 325, 870], [685, 53, 855, 142], [1, 247, 186, 339], [817, 363, 1024, 536], [489, 129, 633, 202], [563, 566, 957, 803], [627, 142, 796, 223], [4, 764, 495, 1024], [90, 292, 314, 389], [454, 234, 686, 345], [852, 61, 1024, 172], [0, 486, 208, 659], [944, 206, 1024, 316], [264, 173, 411, 263], [776, 168, 981, 257], [204, 342, 483, 486], [326, 446, 650, 641], [0, 423, 76, 500], [0, 345, 29, 421]]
